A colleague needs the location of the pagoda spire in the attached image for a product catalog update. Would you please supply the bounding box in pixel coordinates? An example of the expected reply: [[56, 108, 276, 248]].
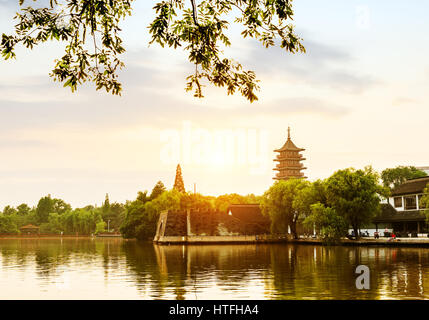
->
[[288, 126, 291, 140]]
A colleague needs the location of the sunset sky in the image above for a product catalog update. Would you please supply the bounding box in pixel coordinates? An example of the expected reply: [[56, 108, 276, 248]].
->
[[0, 0, 428, 209]]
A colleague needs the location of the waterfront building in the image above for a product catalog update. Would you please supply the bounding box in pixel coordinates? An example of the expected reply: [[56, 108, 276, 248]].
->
[[273, 127, 307, 181], [19, 224, 40, 235], [374, 176, 429, 236]]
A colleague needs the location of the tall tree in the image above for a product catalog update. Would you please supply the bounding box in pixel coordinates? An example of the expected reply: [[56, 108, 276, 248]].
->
[[303, 203, 348, 243], [325, 167, 388, 239], [102, 193, 111, 214], [52, 198, 72, 214], [180, 192, 214, 211], [2, 205, 17, 216], [137, 190, 150, 203], [261, 178, 310, 239], [36, 195, 55, 223], [120, 189, 181, 240], [16, 203, 31, 216], [0, 215, 19, 234], [1, 0, 304, 101], [381, 166, 427, 190], [35, 195, 71, 223], [150, 181, 167, 200], [215, 193, 251, 213], [173, 164, 186, 193]]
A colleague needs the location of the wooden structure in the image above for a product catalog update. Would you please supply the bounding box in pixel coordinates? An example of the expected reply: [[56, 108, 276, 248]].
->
[[154, 206, 272, 243], [273, 127, 307, 180], [20, 224, 40, 235]]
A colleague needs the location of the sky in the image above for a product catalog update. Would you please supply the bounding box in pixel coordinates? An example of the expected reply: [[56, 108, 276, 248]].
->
[[0, 0, 428, 209]]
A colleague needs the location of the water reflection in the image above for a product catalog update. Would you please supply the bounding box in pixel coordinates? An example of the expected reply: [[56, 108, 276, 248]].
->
[[0, 239, 428, 299]]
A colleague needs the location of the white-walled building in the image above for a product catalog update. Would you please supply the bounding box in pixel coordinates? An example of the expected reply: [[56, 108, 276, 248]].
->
[[374, 176, 429, 236]]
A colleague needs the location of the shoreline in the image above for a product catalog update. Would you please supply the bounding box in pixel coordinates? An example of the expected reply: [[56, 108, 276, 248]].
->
[[154, 235, 429, 248], [291, 237, 429, 248], [2, 235, 429, 248], [0, 235, 126, 240]]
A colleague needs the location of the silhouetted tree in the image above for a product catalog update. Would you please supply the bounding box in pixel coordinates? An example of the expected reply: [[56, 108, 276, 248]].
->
[[0, 1, 304, 101], [150, 181, 166, 200]]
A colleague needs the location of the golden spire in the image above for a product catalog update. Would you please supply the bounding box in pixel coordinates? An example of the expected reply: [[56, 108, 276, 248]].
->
[[288, 126, 291, 140]]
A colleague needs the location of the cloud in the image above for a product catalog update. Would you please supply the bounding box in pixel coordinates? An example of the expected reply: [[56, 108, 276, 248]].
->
[[0, 37, 351, 138], [0, 138, 50, 149], [251, 97, 349, 118], [244, 39, 379, 94]]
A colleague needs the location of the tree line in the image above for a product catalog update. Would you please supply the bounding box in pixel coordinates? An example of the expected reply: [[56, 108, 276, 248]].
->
[[120, 165, 429, 242], [0, 193, 125, 235], [1, 165, 427, 239], [262, 165, 428, 241]]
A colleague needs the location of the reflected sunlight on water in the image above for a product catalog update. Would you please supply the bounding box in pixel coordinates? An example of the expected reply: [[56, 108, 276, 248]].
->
[[0, 239, 428, 299]]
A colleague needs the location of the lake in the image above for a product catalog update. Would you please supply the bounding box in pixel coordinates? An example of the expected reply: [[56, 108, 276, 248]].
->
[[0, 238, 428, 299]]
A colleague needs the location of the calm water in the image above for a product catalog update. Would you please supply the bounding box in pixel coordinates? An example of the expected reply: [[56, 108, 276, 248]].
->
[[0, 238, 428, 299]]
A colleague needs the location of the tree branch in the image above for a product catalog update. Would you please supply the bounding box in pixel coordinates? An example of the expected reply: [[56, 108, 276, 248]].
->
[[190, 0, 200, 26]]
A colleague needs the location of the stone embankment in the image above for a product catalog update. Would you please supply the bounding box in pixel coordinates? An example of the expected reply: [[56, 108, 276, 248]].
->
[[291, 237, 429, 247]]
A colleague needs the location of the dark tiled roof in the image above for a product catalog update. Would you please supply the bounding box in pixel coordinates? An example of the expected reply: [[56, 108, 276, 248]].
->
[[20, 224, 40, 229], [227, 204, 270, 223], [391, 176, 429, 196], [373, 204, 426, 222]]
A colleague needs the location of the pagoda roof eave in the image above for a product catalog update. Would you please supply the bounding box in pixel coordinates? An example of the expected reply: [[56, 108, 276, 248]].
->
[[274, 157, 306, 161], [274, 148, 305, 152], [273, 176, 308, 180]]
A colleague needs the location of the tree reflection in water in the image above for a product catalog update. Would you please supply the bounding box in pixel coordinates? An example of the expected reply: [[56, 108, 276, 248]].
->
[[1, 239, 429, 299]]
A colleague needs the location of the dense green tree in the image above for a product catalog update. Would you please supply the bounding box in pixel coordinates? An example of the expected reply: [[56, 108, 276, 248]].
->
[[325, 167, 388, 240], [381, 166, 427, 190], [121, 189, 182, 240], [0, 215, 19, 234], [16, 203, 31, 216], [95, 220, 107, 234], [108, 202, 126, 231], [61, 208, 103, 234], [303, 203, 348, 243], [214, 193, 260, 213], [180, 192, 214, 211], [137, 190, 150, 203], [150, 181, 167, 200], [36, 195, 54, 223], [173, 164, 186, 193], [2, 205, 17, 216], [261, 178, 310, 239], [35, 195, 71, 222], [0, 0, 304, 101], [40, 212, 63, 234], [420, 183, 429, 225], [150, 189, 182, 212], [292, 181, 323, 220], [120, 199, 147, 239], [52, 198, 72, 214], [102, 193, 111, 214]]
